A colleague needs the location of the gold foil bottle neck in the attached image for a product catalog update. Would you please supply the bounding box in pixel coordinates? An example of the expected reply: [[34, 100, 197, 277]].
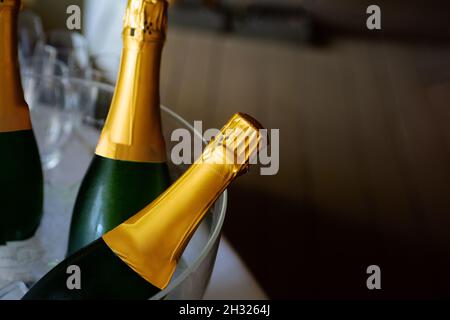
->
[[200, 112, 264, 176], [95, 0, 168, 162], [123, 0, 168, 42], [0, 0, 31, 133], [103, 113, 266, 289]]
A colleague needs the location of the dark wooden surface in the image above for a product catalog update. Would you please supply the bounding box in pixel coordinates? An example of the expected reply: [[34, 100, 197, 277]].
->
[[161, 28, 450, 298]]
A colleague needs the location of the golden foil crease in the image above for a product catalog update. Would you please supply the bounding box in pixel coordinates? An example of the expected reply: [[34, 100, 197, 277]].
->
[[0, 0, 32, 133], [103, 113, 265, 289], [95, 0, 168, 162]]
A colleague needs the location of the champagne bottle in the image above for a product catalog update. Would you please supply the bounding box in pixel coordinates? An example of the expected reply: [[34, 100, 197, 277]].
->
[[0, 0, 43, 244], [67, 0, 171, 254], [23, 113, 264, 300]]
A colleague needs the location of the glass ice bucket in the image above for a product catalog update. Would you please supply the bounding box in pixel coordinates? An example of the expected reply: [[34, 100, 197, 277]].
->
[[0, 74, 227, 300]]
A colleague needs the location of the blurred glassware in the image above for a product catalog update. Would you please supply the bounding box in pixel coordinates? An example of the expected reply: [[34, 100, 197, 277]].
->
[[41, 31, 107, 125], [21, 55, 69, 101], [46, 30, 91, 78], [69, 68, 105, 139], [32, 43, 58, 63], [22, 67, 79, 172], [90, 52, 121, 84], [18, 9, 45, 61]]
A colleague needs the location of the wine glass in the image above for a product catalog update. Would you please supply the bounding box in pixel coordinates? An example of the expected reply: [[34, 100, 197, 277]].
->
[[22, 63, 79, 172], [46, 30, 91, 79], [21, 53, 69, 99], [18, 9, 45, 61], [90, 52, 121, 84]]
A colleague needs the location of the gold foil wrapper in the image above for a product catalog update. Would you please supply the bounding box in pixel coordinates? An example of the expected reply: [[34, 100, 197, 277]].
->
[[123, 0, 167, 42], [0, 0, 32, 133], [103, 113, 265, 289], [95, 0, 168, 162]]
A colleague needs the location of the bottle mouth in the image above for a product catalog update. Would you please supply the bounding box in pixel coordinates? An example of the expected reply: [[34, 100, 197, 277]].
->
[[198, 113, 267, 175]]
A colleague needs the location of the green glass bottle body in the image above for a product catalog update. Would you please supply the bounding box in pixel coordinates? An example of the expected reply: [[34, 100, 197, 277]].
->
[[0, 0, 43, 244], [23, 239, 160, 299], [0, 130, 43, 243], [67, 156, 170, 255]]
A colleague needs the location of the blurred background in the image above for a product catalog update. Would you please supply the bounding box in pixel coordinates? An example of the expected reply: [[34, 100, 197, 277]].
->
[[21, 0, 450, 298]]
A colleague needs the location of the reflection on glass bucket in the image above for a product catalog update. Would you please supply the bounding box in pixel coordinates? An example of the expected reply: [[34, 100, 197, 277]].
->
[[9, 75, 227, 300]]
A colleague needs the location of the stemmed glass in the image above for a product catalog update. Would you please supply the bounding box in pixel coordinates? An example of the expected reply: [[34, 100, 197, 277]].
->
[[90, 52, 121, 84], [46, 30, 91, 79], [22, 60, 78, 172], [18, 9, 45, 62], [21, 29, 101, 172]]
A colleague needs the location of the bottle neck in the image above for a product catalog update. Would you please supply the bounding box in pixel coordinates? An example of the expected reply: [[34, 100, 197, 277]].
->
[[102, 112, 263, 290], [95, 36, 166, 163], [0, 3, 31, 133], [103, 159, 236, 289]]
